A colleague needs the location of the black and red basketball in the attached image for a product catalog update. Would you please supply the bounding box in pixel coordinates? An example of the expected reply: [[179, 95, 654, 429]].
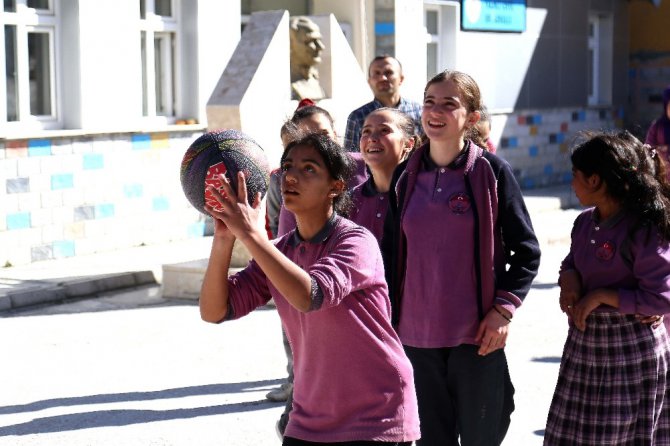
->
[[180, 129, 271, 214]]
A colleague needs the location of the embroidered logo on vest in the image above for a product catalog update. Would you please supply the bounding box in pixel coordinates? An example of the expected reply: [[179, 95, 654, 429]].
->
[[595, 240, 616, 261], [448, 192, 471, 214]]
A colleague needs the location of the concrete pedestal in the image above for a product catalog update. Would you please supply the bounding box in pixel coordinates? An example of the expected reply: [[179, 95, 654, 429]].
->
[[161, 240, 249, 299]]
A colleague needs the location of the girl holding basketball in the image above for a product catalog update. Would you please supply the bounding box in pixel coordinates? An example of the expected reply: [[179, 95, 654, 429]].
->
[[265, 102, 365, 436], [200, 134, 420, 445]]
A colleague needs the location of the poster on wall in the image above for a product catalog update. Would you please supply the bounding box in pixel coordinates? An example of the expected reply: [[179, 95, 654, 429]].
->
[[461, 0, 527, 33]]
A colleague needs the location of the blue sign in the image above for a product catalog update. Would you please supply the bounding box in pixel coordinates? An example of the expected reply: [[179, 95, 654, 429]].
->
[[461, 0, 526, 33]]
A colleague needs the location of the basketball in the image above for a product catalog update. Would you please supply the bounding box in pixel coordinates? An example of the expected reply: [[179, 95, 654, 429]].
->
[[180, 129, 271, 215]]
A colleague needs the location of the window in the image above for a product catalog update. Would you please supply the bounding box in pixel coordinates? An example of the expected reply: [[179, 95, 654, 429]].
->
[[139, 0, 177, 118], [423, 2, 457, 81], [587, 17, 598, 105], [2, 0, 57, 127], [587, 13, 613, 106], [425, 7, 440, 79]]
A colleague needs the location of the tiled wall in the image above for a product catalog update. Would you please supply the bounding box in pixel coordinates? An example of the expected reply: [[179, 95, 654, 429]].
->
[[0, 106, 623, 266], [496, 106, 624, 189], [0, 130, 206, 266]]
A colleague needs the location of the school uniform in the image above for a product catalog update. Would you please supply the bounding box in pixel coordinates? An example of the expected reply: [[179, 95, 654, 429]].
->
[[383, 141, 540, 445], [226, 214, 420, 444], [544, 208, 670, 445], [348, 177, 389, 244]]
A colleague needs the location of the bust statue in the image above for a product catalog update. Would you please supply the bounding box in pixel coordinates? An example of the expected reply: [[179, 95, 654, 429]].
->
[[289, 16, 326, 101]]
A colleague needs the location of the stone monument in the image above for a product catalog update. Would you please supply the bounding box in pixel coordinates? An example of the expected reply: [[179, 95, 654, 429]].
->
[[165, 10, 372, 298], [289, 16, 326, 101]]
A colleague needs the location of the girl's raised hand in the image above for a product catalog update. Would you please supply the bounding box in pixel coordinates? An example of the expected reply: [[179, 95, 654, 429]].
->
[[204, 181, 235, 242], [205, 172, 262, 243]]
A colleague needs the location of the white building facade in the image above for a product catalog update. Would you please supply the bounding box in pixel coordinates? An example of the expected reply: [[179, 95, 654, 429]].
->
[[0, 0, 626, 265]]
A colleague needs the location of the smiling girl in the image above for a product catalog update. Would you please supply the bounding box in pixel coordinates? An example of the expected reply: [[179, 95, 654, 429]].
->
[[383, 70, 541, 445], [200, 134, 420, 445], [348, 108, 416, 242]]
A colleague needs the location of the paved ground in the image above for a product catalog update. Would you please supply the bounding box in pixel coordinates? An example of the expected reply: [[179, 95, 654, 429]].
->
[[0, 287, 290, 445], [0, 185, 580, 445]]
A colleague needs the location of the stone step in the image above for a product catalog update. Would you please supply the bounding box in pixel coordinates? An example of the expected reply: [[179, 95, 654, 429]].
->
[[161, 239, 251, 299], [161, 258, 243, 299]]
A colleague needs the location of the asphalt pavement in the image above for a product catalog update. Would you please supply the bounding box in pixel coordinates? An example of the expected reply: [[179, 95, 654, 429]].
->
[[0, 184, 582, 445]]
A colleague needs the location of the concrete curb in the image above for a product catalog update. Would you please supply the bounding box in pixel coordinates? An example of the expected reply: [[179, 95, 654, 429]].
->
[[0, 271, 156, 312]]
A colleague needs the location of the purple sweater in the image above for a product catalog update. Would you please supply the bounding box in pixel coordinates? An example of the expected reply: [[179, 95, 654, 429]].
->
[[399, 159, 479, 347], [561, 208, 670, 316], [226, 215, 420, 443], [383, 141, 541, 329]]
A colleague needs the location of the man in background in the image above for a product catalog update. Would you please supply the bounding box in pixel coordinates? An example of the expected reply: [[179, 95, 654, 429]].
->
[[344, 55, 422, 152]]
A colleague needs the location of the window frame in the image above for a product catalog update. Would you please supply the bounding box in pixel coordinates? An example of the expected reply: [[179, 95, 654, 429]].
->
[[587, 12, 613, 107], [424, 5, 441, 80], [2, 0, 59, 130], [139, 0, 179, 121], [587, 15, 599, 106]]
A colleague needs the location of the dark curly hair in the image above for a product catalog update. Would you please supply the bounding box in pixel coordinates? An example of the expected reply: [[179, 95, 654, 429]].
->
[[570, 130, 670, 240], [281, 134, 354, 215]]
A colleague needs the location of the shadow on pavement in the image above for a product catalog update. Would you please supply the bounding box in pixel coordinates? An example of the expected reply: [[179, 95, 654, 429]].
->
[[0, 399, 282, 436], [531, 356, 562, 363], [530, 282, 558, 290], [0, 379, 285, 436], [0, 379, 283, 416]]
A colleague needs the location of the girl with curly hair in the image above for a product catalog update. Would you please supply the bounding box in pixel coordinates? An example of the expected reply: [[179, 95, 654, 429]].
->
[[544, 130, 670, 445]]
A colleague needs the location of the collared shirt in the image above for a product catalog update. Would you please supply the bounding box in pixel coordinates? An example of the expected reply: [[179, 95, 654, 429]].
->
[[385, 141, 540, 329], [348, 177, 389, 244], [225, 215, 420, 443], [561, 208, 670, 317], [399, 146, 479, 347], [344, 97, 423, 152]]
